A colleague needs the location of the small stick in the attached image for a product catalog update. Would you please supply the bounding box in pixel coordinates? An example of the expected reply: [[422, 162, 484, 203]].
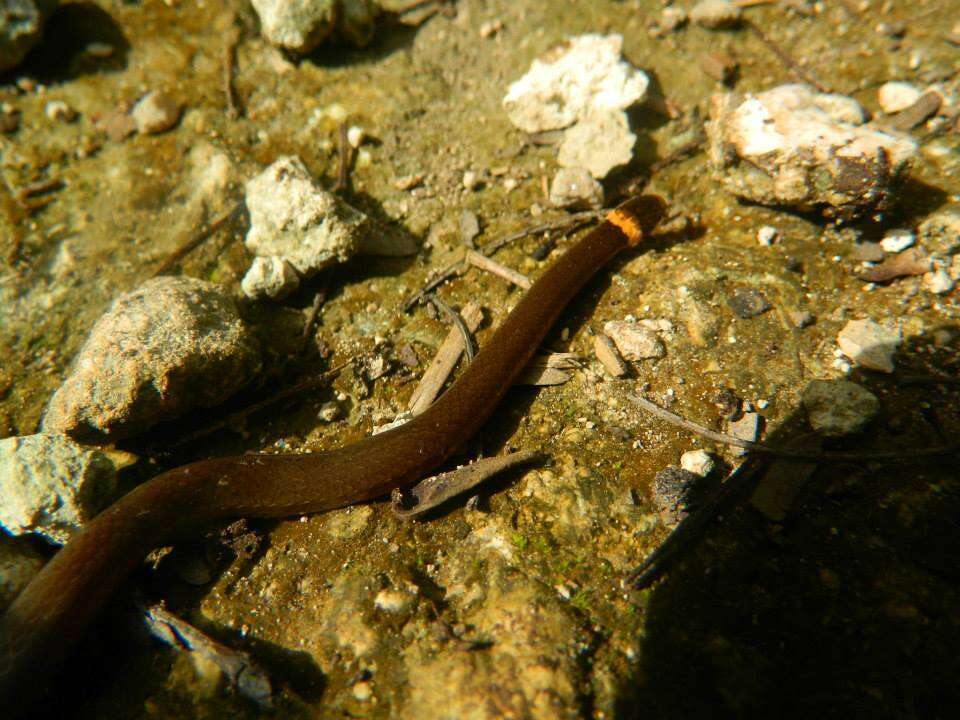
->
[[171, 361, 350, 446], [429, 295, 476, 362], [745, 19, 830, 93], [223, 30, 241, 119], [152, 202, 242, 277], [142, 601, 272, 707], [629, 394, 960, 461], [15, 177, 63, 201], [300, 287, 326, 349], [402, 260, 465, 312], [465, 248, 532, 290], [334, 121, 352, 193], [408, 302, 483, 415], [391, 450, 543, 519], [482, 209, 605, 256]]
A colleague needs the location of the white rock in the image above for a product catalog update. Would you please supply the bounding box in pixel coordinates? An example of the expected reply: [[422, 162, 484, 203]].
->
[[0, 434, 117, 544], [241, 256, 300, 300], [603, 320, 666, 361], [557, 110, 636, 179], [707, 84, 917, 219], [680, 449, 715, 477], [462, 170, 480, 191], [251, 0, 335, 54], [131, 90, 181, 134], [346, 125, 365, 149], [502, 34, 649, 133], [244, 156, 366, 280], [757, 225, 778, 246], [801, 380, 879, 437], [690, 0, 742, 29], [549, 168, 604, 209], [837, 319, 902, 373], [877, 81, 922, 114], [880, 228, 914, 253], [374, 588, 413, 613], [45, 99, 77, 123], [924, 268, 954, 295]]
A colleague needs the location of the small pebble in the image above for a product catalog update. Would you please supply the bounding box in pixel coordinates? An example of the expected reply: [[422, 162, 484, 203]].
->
[[757, 226, 778, 246], [924, 268, 954, 295], [728, 288, 771, 318], [852, 241, 885, 263], [877, 81, 922, 114], [462, 170, 480, 191], [317, 401, 341, 423], [802, 380, 879, 437], [394, 173, 423, 191], [603, 320, 666, 361], [593, 334, 629, 378], [680, 449, 715, 477], [788, 309, 815, 328], [836, 319, 901, 373], [131, 91, 181, 135], [459, 209, 481, 245], [352, 681, 373, 702], [549, 167, 603, 209], [690, 0, 741, 29], [880, 228, 914, 254], [45, 100, 78, 123], [479, 19, 503, 38], [652, 467, 701, 524], [346, 125, 365, 149]]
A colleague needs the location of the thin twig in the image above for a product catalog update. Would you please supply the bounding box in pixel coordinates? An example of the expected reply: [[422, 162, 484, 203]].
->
[[223, 30, 241, 119], [152, 202, 242, 277], [300, 287, 327, 350], [171, 361, 351, 446], [402, 260, 465, 312], [481, 209, 605, 256], [745, 19, 830, 93], [334, 121, 352, 193], [629, 394, 960, 461], [429, 295, 476, 362], [465, 248, 532, 289], [408, 302, 483, 415]]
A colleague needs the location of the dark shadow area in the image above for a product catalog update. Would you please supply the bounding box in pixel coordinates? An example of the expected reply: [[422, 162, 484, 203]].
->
[[15, 2, 130, 82], [618, 326, 960, 719], [302, 9, 436, 69]]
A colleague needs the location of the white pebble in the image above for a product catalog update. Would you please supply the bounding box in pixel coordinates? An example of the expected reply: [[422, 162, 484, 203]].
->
[[880, 228, 915, 254], [680, 449, 715, 477], [877, 81, 922, 114], [346, 125, 365, 148], [462, 170, 479, 191], [924, 268, 954, 295], [757, 225, 778, 246]]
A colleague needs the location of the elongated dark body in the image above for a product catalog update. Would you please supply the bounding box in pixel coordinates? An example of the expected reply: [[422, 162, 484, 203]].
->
[[0, 195, 666, 708]]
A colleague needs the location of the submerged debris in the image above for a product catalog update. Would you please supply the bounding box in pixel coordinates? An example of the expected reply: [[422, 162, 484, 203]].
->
[[0, 433, 117, 543], [603, 320, 666, 361], [707, 84, 917, 218], [43, 277, 261, 442], [131, 91, 182, 135], [651, 466, 701, 524]]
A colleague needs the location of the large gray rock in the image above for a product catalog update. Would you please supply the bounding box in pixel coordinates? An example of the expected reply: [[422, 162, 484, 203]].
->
[[0, 0, 57, 72], [0, 433, 116, 543], [801, 379, 880, 437], [707, 84, 917, 219], [242, 155, 367, 299], [43, 277, 261, 442]]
